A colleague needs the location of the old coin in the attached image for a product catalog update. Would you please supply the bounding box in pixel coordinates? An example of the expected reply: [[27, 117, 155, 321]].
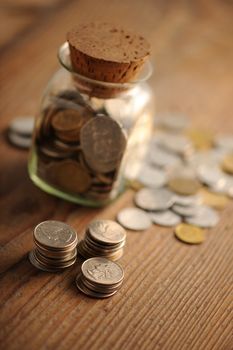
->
[[137, 165, 167, 188], [185, 205, 219, 228], [47, 159, 91, 193], [88, 220, 126, 245], [9, 116, 34, 136], [199, 188, 229, 210], [80, 115, 127, 173], [150, 210, 181, 227], [135, 187, 174, 211], [117, 207, 152, 231], [221, 154, 233, 175], [168, 176, 201, 195], [175, 223, 205, 244], [34, 220, 77, 249]]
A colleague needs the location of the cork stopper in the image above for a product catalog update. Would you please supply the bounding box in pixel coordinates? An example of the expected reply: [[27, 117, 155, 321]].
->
[[67, 22, 150, 83]]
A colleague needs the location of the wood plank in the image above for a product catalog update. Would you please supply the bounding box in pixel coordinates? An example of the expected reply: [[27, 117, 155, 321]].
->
[[0, 0, 233, 349]]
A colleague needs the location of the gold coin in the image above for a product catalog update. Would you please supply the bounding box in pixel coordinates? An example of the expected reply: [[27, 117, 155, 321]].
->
[[126, 179, 144, 191], [168, 177, 201, 195], [221, 154, 233, 175], [199, 188, 230, 210], [186, 128, 214, 150], [175, 223, 205, 244], [48, 159, 92, 193]]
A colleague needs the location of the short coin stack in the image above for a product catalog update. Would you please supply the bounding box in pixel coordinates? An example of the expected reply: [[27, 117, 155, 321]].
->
[[29, 220, 78, 272], [76, 257, 124, 298], [78, 220, 126, 261]]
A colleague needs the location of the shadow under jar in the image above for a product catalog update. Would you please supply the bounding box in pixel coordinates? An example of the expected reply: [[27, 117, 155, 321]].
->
[[28, 43, 154, 207]]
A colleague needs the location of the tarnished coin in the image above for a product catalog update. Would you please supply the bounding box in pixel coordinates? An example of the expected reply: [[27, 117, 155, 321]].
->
[[9, 116, 34, 136], [175, 223, 205, 244], [34, 220, 77, 249], [81, 257, 124, 285], [168, 176, 201, 195], [137, 165, 167, 188], [186, 128, 214, 150], [221, 154, 233, 175], [80, 115, 127, 173], [155, 113, 190, 131], [172, 204, 199, 217], [48, 160, 91, 193], [150, 210, 181, 227], [199, 188, 230, 210], [52, 109, 92, 142], [135, 187, 174, 211], [117, 207, 152, 231], [185, 205, 219, 228], [8, 131, 31, 149], [88, 220, 126, 245]]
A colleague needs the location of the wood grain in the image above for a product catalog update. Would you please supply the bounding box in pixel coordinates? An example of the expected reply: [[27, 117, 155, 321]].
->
[[0, 0, 233, 349]]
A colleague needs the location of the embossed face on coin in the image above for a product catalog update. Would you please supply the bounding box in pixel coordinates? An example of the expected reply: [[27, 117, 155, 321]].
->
[[82, 257, 124, 285], [80, 115, 127, 173], [34, 220, 77, 248], [88, 220, 126, 244]]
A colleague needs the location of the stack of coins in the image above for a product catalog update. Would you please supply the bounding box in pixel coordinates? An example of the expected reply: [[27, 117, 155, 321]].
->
[[8, 116, 34, 149], [77, 219, 126, 261], [76, 257, 124, 298], [29, 220, 78, 272]]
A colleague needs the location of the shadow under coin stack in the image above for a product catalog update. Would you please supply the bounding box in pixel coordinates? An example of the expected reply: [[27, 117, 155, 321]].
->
[[78, 220, 126, 261], [76, 257, 124, 298], [29, 220, 78, 272]]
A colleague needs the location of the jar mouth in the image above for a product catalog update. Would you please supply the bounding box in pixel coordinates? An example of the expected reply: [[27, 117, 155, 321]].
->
[[58, 42, 153, 89]]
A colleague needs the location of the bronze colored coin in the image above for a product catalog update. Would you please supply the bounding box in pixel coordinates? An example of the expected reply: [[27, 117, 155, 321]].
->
[[80, 115, 127, 173], [199, 188, 230, 210], [52, 109, 92, 142], [48, 159, 91, 193], [39, 142, 73, 159], [168, 177, 201, 195], [175, 223, 205, 244], [186, 128, 214, 150], [221, 154, 233, 175]]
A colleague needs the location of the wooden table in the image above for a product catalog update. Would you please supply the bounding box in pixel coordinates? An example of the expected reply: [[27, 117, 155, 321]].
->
[[0, 0, 233, 349]]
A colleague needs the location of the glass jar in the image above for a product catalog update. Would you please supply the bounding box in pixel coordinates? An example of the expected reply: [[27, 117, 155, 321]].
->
[[28, 43, 154, 207]]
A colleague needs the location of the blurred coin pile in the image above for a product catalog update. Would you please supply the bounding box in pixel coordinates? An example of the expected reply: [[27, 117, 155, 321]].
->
[[121, 112, 233, 244], [76, 257, 124, 298], [35, 90, 126, 202], [29, 220, 78, 272], [78, 219, 126, 261], [8, 116, 34, 149]]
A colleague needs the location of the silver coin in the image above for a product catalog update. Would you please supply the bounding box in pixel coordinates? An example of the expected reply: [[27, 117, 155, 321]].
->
[[173, 193, 201, 206], [117, 207, 152, 231], [81, 257, 124, 285], [88, 220, 126, 245], [28, 250, 61, 273], [34, 220, 78, 249], [157, 133, 193, 155], [187, 149, 225, 168], [137, 165, 167, 188], [209, 176, 233, 198], [76, 274, 118, 298], [172, 204, 199, 217], [148, 144, 181, 169], [185, 205, 219, 228], [150, 210, 181, 227], [8, 131, 31, 149], [197, 164, 227, 187], [215, 135, 233, 151], [9, 116, 34, 136], [154, 112, 190, 131], [135, 187, 174, 211]]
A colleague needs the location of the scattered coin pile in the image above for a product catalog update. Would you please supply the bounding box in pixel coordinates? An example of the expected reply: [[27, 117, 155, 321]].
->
[[34, 90, 126, 203], [77, 219, 126, 261], [8, 116, 34, 149], [29, 220, 78, 272], [121, 112, 233, 244], [76, 257, 124, 298]]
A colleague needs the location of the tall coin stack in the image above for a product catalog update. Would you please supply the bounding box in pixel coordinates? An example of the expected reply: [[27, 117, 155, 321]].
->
[[29, 220, 78, 272], [77, 220, 126, 261], [76, 257, 124, 298]]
